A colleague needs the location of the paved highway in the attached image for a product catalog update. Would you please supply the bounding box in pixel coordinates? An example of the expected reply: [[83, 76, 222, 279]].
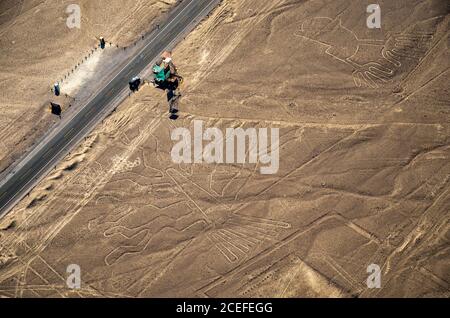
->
[[0, 0, 221, 218]]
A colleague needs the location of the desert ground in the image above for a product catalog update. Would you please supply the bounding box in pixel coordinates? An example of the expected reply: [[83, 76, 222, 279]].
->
[[0, 0, 449, 297], [0, 0, 176, 174]]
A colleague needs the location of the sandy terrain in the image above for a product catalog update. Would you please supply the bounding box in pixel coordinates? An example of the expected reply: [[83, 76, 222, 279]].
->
[[0, 0, 177, 174], [0, 0, 449, 297]]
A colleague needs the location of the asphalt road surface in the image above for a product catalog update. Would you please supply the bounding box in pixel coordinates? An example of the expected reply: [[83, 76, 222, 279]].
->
[[0, 0, 221, 218]]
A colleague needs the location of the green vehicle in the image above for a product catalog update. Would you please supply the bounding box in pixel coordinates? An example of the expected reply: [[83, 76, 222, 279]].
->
[[152, 64, 171, 83]]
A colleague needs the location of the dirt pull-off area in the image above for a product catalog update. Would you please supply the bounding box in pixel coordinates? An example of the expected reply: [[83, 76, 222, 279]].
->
[[0, 0, 449, 297], [0, 0, 177, 175]]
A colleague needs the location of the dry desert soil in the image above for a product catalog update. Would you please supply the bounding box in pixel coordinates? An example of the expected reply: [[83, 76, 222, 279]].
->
[[0, 0, 449, 297]]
